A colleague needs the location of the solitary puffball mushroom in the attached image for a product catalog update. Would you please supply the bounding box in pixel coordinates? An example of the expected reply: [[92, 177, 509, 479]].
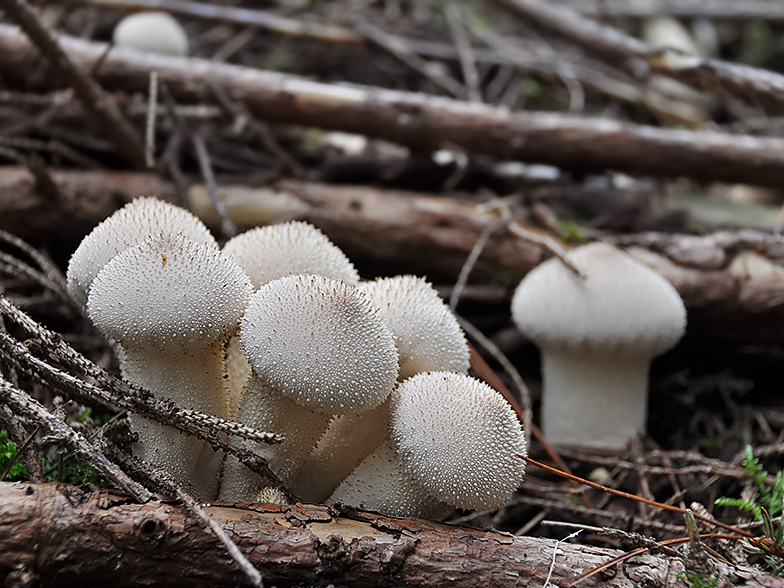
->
[[511, 242, 687, 450], [290, 275, 470, 501], [328, 372, 527, 518], [219, 274, 398, 501], [87, 233, 252, 499], [113, 11, 189, 57], [67, 197, 216, 309]]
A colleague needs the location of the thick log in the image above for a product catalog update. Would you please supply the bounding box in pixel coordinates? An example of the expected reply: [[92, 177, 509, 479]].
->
[[2, 26, 784, 187], [1, 481, 782, 588], [2, 167, 784, 343]]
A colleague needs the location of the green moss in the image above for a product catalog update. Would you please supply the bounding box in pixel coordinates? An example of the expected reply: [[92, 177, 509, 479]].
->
[[0, 429, 27, 481]]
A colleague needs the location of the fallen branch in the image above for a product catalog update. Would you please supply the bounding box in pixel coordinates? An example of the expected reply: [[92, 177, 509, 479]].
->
[[4, 481, 784, 588], [2, 168, 784, 342], [2, 26, 784, 186]]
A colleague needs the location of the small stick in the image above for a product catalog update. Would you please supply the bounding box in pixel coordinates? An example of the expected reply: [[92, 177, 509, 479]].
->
[[522, 454, 755, 538], [145, 70, 159, 169]]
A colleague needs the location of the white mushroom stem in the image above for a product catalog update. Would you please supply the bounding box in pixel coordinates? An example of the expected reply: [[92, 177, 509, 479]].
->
[[87, 233, 251, 499], [289, 401, 391, 503], [220, 383, 330, 501], [327, 440, 450, 520], [540, 349, 652, 449]]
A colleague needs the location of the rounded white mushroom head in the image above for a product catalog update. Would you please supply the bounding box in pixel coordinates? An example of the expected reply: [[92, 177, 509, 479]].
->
[[241, 274, 399, 414], [511, 242, 686, 357], [113, 11, 189, 57], [391, 372, 527, 511], [67, 197, 216, 309], [223, 221, 360, 288], [87, 233, 251, 346], [359, 276, 470, 380]]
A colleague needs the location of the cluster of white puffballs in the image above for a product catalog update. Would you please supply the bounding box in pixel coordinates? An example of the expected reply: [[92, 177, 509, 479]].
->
[[66, 197, 527, 518]]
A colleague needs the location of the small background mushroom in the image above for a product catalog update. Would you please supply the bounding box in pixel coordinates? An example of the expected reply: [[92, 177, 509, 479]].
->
[[511, 242, 686, 450]]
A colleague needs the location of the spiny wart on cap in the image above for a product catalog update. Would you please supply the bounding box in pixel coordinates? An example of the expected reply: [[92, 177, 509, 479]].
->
[[511, 242, 686, 450], [67, 197, 216, 309], [88, 233, 250, 346], [359, 276, 469, 381], [327, 372, 527, 518], [223, 221, 359, 288]]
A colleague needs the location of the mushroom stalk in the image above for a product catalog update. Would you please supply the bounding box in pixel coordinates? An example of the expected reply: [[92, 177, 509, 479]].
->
[[122, 341, 231, 497], [540, 349, 651, 449], [328, 440, 450, 520], [219, 384, 330, 501]]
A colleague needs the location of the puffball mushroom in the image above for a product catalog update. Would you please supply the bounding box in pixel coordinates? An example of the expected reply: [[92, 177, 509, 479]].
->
[[329, 372, 527, 518], [87, 233, 252, 499], [113, 11, 189, 57], [67, 197, 216, 309], [290, 275, 470, 502], [222, 221, 360, 415], [219, 274, 399, 501], [223, 221, 360, 289], [511, 242, 687, 450]]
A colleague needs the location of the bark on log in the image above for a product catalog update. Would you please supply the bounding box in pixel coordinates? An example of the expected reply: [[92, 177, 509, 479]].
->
[[1, 481, 782, 588], [2, 25, 784, 187], [2, 167, 784, 343]]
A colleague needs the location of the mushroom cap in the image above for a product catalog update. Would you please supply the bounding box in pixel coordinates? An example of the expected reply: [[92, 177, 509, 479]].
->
[[391, 372, 527, 511], [67, 197, 216, 308], [223, 221, 359, 288], [113, 11, 189, 56], [241, 274, 398, 414], [511, 242, 686, 357], [358, 276, 469, 380], [87, 233, 251, 346]]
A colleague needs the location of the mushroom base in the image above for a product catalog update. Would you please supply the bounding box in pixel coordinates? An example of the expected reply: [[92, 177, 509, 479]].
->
[[541, 350, 650, 450], [219, 380, 331, 502]]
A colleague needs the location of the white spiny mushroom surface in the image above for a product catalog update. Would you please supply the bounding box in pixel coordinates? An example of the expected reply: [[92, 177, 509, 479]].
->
[[67, 197, 216, 308], [223, 221, 360, 288], [113, 11, 190, 56], [391, 372, 527, 511], [511, 242, 686, 357], [241, 274, 398, 414], [88, 233, 249, 347], [358, 276, 469, 381], [87, 233, 252, 499], [327, 440, 451, 520]]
